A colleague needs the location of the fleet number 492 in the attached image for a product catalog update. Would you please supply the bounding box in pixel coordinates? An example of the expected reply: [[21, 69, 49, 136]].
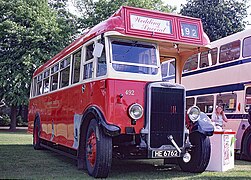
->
[[125, 90, 135, 96]]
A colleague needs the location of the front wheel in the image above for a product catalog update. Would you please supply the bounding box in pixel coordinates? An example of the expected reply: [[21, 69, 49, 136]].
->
[[85, 119, 112, 178], [178, 132, 211, 173]]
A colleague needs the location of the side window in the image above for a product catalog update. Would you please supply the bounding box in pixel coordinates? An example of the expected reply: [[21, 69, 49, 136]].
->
[[243, 36, 251, 58], [60, 57, 70, 88], [210, 47, 218, 65], [183, 54, 198, 72], [32, 77, 37, 97], [196, 95, 214, 113], [42, 70, 50, 94], [72, 50, 81, 84], [186, 97, 195, 110], [96, 40, 107, 77], [216, 93, 237, 113], [161, 62, 168, 78], [50, 63, 59, 91], [36, 74, 43, 96], [245, 87, 251, 112], [219, 40, 240, 63], [86, 43, 94, 61], [96, 45, 107, 77], [199, 51, 209, 68], [169, 60, 176, 76], [83, 43, 94, 80]]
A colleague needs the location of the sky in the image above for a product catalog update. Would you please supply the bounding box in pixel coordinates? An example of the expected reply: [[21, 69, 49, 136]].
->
[[163, 0, 186, 12], [69, 0, 251, 28], [164, 0, 251, 28]]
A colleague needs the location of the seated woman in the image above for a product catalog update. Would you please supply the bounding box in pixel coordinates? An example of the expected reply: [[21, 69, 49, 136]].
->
[[211, 105, 228, 130]]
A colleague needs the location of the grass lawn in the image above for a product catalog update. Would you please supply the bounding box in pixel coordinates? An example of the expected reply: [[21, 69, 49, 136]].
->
[[0, 130, 251, 179]]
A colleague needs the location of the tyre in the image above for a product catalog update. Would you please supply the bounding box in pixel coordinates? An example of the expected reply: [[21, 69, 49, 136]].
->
[[85, 119, 112, 178], [242, 133, 251, 160], [178, 132, 211, 173], [33, 120, 42, 150]]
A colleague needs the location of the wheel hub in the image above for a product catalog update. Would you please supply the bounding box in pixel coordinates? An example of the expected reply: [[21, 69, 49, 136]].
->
[[87, 131, 97, 167], [183, 152, 191, 163]]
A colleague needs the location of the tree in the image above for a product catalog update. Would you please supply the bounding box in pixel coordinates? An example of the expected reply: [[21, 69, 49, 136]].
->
[[75, 0, 176, 29], [180, 0, 248, 41], [0, 0, 73, 130], [49, 0, 80, 40]]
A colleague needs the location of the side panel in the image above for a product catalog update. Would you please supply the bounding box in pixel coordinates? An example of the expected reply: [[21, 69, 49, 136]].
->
[[28, 80, 108, 149]]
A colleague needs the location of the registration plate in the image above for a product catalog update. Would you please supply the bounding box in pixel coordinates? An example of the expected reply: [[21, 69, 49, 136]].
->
[[152, 150, 180, 158]]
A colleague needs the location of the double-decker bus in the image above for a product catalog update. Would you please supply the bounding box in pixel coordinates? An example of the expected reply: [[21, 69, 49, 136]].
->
[[162, 29, 251, 161], [28, 6, 214, 178]]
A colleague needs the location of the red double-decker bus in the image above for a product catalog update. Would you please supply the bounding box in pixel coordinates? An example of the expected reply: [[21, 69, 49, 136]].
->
[[28, 6, 214, 178]]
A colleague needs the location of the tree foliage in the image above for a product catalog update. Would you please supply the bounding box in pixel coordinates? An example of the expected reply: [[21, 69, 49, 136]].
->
[[75, 0, 176, 29], [49, 0, 80, 40], [180, 0, 248, 41], [0, 0, 76, 130]]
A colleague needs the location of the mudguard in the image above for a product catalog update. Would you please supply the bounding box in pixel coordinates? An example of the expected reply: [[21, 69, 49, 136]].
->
[[82, 106, 121, 137], [190, 112, 214, 136]]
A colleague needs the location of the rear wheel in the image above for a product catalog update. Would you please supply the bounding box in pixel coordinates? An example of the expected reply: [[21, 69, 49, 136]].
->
[[33, 120, 42, 150], [178, 132, 211, 173], [85, 119, 112, 178], [247, 136, 251, 160], [242, 133, 251, 160]]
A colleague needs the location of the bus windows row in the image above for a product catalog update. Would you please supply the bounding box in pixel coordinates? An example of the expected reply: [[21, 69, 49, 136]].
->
[[186, 93, 238, 114], [31, 41, 107, 97], [182, 35, 251, 73]]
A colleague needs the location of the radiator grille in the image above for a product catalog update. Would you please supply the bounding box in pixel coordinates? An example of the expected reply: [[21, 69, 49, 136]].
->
[[149, 87, 184, 148]]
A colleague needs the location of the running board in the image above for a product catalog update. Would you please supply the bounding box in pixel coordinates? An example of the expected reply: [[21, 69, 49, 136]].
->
[[40, 143, 78, 160]]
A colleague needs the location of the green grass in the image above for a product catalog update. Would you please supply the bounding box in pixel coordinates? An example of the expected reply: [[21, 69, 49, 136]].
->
[[0, 130, 251, 179]]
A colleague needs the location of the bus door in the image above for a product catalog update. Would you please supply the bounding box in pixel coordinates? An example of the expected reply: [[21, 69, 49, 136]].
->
[[80, 39, 107, 105], [245, 85, 251, 125], [215, 92, 244, 149]]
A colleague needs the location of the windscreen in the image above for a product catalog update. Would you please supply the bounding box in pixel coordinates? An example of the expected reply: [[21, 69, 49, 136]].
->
[[111, 39, 158, 75]]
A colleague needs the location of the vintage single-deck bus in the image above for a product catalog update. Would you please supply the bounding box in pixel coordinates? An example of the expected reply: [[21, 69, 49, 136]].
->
[[28, 6, 214, 178], [162, 29, 251, 160]]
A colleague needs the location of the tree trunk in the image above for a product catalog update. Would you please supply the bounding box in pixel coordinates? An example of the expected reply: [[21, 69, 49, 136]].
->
[[10, 105, 17, 131]]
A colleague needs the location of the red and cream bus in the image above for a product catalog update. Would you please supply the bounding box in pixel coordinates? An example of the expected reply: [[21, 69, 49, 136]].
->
[[162, 29, 251, 160], [28, 6, 214, 178]]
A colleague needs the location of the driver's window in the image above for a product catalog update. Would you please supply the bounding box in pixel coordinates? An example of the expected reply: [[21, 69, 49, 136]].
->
[[96, 45, 107, 77]]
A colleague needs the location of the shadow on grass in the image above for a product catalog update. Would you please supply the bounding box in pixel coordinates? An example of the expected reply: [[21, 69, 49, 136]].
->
[[0, 129, 28, 134], [0, 144, 194, 179], [0, 144, 250, 179], [0, 144, 90, 179]]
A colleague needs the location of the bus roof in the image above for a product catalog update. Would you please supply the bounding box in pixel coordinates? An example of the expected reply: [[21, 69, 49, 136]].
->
[[211, 28, 251, 47], [34, 6, 210, 76]]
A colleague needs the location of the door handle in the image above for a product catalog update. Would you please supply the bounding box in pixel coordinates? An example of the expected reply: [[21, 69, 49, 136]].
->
[[82, 84, 86, 93]]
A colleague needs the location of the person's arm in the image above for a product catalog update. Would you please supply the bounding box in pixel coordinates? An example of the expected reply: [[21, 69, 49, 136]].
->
[[222, 111, 228, 122]]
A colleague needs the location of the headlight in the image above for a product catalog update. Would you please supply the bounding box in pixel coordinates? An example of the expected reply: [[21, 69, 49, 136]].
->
[[187, 106, 200, 122], [128, 103, 143, 120]]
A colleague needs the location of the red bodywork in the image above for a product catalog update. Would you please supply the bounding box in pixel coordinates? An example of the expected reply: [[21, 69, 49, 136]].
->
[[28, 6, 209, 149], [28, 79, 147, 148]]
